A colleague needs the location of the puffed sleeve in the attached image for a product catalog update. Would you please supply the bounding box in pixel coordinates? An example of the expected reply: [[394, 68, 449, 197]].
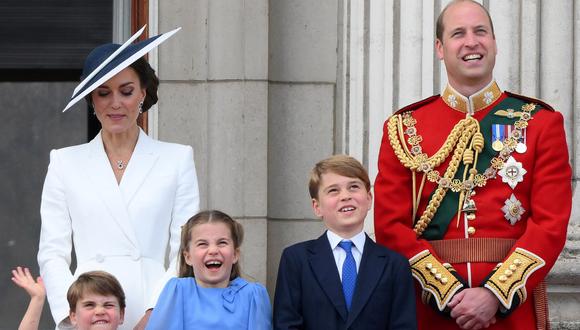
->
[[248, 283, 273, 330], [146, 278, 185, 330], [148, 145, 200, 308], [37, 149, 75, 328]]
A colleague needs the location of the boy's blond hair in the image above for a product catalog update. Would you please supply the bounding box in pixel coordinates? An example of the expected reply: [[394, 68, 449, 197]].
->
[[67, 271, 126, 312], [308, 155, 371, 199]]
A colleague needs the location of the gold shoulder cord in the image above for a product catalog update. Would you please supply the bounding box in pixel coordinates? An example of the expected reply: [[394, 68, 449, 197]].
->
[[387, 103, 535, 237], [388, 114, 481, 235]]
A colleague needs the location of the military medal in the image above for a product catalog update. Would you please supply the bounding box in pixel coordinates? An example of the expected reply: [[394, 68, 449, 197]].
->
[[491, 124, 505, 151], [506, 124, 528, 153], [515, 128, 527, 153], [498, 156, 526, 189], [492, 140, 504, 151], [515, 142, 527, 153], [501, 194, 525, 225]]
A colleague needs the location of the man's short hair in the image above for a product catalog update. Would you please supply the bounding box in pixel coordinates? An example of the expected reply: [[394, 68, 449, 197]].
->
[[436, 0, 495, 42], [309, 155, 371, 199]]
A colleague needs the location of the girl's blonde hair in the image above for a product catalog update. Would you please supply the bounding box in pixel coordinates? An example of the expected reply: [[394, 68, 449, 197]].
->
[[178, 210, 244, 279]]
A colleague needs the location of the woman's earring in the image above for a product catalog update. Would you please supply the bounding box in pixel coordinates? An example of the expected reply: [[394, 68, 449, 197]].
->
[[138, 101, 144, 114]]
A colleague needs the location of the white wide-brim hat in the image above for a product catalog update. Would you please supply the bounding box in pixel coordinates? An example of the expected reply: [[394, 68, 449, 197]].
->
[[63, 25, 180, 112]]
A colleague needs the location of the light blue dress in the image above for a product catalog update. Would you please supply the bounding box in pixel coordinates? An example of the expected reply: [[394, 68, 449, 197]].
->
[[146, 277, 272, 330]]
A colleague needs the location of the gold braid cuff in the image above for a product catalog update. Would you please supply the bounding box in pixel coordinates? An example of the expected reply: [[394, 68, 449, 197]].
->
[[410, 250, 464, 311], [484, 248, 545, 309]]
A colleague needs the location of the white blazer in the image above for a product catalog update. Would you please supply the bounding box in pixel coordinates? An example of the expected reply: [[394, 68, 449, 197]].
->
[[38, 129, 200, 329]]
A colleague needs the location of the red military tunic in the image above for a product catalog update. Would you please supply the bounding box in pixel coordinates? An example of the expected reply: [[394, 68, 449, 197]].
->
[[374, 81, 572, 330]]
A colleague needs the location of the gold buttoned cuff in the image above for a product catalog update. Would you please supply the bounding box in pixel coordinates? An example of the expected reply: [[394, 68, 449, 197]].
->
[[410, 250, 463, 311], [484, 248, 545, 309]]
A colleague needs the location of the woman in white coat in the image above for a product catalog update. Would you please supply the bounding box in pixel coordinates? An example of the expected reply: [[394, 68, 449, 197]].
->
[[37, 26, 199, 329]]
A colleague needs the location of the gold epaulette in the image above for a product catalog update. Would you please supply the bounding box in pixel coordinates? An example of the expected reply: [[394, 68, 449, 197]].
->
[[484, 248, 545, 309], [410, 250, 463, 311]]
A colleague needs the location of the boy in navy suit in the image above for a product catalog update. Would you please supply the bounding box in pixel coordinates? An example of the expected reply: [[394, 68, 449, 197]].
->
[[274, 155, 417, 329]]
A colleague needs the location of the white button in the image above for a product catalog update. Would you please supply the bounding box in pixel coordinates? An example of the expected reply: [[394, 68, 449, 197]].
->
[[95, 254, 105, 263], [130, 251, 141, 261]]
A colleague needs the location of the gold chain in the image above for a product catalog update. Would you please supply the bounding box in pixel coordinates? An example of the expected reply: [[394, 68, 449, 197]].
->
[[387, 103, 536, 236]]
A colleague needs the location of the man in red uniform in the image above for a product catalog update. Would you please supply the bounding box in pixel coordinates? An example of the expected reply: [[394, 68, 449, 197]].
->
[[374, 1, 572, 329]]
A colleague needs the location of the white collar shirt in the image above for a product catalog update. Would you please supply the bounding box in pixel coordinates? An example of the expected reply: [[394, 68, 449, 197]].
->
[[326, 230, 366, 281]]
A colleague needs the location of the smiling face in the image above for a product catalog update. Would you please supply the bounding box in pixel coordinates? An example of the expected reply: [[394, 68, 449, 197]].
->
[[69, 293, 124, 330], [184, 222, 240, 288], [436, 1, 497, 94], [91, 67, 145, 135], [312, 171, 372, 238]]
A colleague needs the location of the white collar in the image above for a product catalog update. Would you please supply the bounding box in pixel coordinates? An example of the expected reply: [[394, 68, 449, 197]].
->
[[326, 230, 366, 253]]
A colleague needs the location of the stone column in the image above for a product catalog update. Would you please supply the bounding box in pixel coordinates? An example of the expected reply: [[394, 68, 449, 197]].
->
[[548, 190, 580, 329], [267, 0, 339, 294], [155, 0, 269, 283], [548, 1, 580, 328]]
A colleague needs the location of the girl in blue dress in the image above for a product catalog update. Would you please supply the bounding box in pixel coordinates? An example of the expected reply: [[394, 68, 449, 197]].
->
[[146, 210, 272, 329]]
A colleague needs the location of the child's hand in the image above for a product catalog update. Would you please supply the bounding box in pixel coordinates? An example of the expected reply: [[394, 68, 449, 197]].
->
[[11, 266, 46, 299]]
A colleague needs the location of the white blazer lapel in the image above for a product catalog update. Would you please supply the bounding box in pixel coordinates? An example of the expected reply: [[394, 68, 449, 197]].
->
[[85, 132, 139, 248], [119, 129, 159, 206]]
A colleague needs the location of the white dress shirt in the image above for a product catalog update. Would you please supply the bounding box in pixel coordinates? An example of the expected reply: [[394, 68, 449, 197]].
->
[[326, 230, 366, 280]]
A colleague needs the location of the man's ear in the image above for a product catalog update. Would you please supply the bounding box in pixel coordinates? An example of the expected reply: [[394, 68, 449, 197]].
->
[[435, 39, 444, 60]]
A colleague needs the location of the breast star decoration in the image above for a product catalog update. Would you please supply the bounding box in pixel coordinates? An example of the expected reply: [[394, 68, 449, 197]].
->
[[501, 194, 525, 225], [498, 156, 526, 189]]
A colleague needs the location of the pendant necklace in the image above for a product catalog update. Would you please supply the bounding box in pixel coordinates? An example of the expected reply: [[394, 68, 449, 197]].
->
[[116, 160, 126, 170]]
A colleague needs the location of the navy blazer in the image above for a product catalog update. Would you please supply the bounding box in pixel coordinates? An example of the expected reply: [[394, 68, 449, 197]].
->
[[273, 233, 417, 330]]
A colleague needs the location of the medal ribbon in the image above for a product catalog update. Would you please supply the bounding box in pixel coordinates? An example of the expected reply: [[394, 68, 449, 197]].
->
[[492, 124, 505, 143]]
